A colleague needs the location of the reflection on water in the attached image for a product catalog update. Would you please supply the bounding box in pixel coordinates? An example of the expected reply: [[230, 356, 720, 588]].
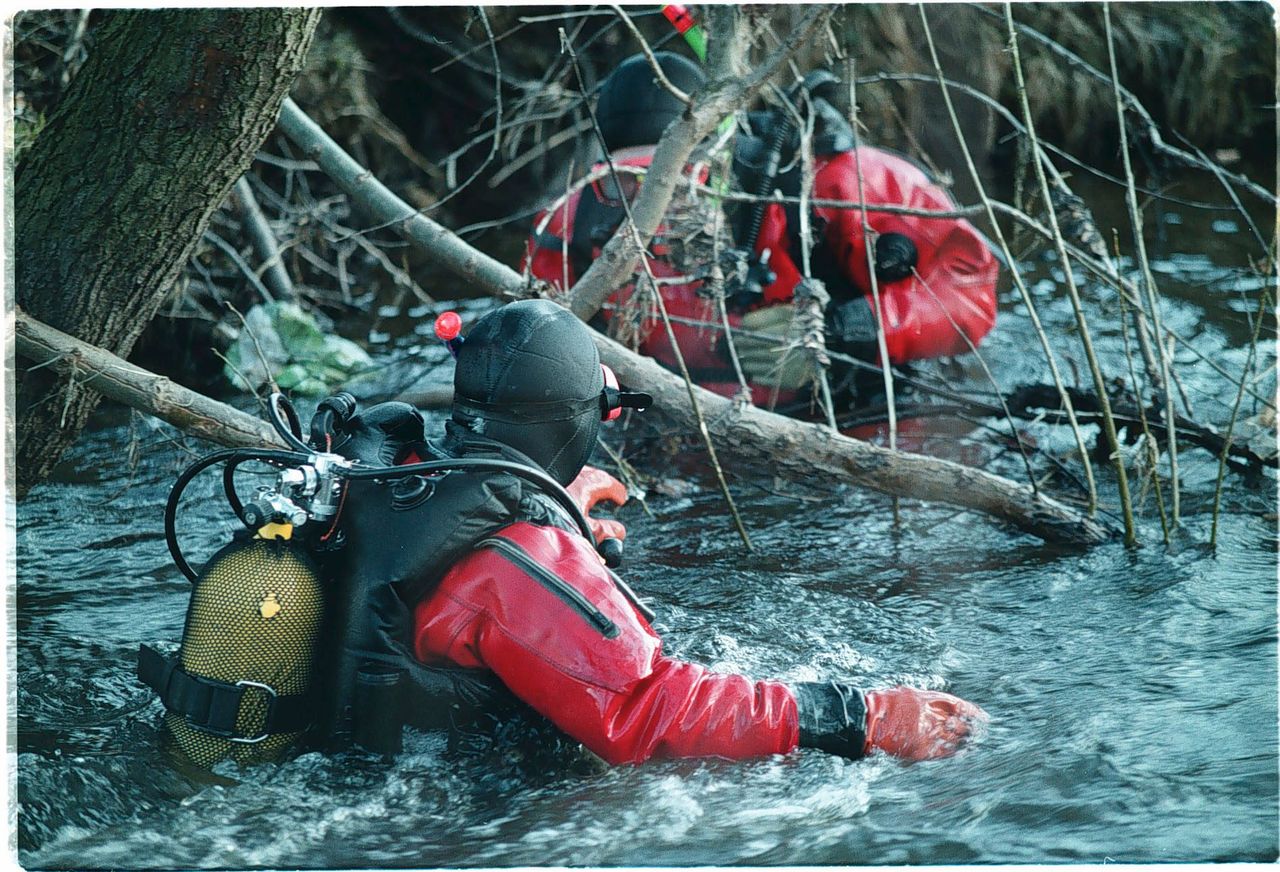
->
[[15, 172, 1277, 866]]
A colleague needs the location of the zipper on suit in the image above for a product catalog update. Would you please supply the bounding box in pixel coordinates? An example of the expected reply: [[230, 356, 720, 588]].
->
[[477, 537, 620, 639]]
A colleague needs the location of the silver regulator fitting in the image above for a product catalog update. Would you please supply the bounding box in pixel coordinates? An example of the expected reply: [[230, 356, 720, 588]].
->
[[241, 452, 351, 529]]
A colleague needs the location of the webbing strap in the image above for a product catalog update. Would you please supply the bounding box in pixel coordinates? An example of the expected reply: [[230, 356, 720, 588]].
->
[[137, 644, 312, 740]]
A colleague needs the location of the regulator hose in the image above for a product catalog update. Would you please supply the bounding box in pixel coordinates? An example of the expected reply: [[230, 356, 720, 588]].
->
[[169, 449, 599, 583], [166, 447, 312, 583], [335, 458, 596, 545], [268, 392, 313, 454]]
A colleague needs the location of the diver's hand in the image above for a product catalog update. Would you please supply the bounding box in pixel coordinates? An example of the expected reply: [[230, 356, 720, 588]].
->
[[826, 297, 880, 362], [333, 401, 425, 465], [733, 304, 814, 390], [862, 686, 988, 761], [566, 465, 628, 543]]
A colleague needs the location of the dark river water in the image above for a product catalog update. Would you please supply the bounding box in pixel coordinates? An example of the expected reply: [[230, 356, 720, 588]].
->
[[15, 170, 1277, 866]]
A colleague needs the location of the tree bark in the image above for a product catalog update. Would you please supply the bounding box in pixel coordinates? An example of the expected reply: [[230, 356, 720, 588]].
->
[[589, 330, 1111, 546], [276, 97, 526, 300], [15, 8, 321, 496]]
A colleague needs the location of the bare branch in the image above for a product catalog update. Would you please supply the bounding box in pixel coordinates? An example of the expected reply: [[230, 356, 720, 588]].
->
[[286, 86, 1118, 546], [970, 2, 1276, 205], [233, 175, 295, 302], [16, 308, 288, 450], [609, 4, 691, 104], [276, 97, 525, 300]]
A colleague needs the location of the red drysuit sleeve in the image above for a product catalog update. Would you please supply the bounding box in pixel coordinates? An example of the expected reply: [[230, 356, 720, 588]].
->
[[413, 522, 799, 765], [755, 149, 998, 364], [813, 150, 998, 362]]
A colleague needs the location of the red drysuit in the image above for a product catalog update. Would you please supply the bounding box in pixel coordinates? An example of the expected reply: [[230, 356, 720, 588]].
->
[[413, 520, 799, 764], [525, 145, 998, 400]]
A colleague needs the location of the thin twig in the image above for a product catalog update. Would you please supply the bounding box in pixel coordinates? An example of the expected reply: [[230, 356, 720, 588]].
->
[[562, 26, 754, 550], [918, 4, 1100, 514], [277, 97, 525, 299], [1118, 287, 1169, 543], [972, 2, 1276, 206], [1210, 290, 1271, 548], [430, 7, 503, 212], [857, 71, 1245, 213], [1103, 2, 1179, 528], [1004, 2, 1135, 543], [202, 229, 275, 305], [488, 118, 593, 188], [988, 199, 1275, 411], [847, 58, 899, 465], [915, 269, 1038, 492], [609, 4, 691, 104], [223, 301, 280, 396], [791, 90, 839, 429]]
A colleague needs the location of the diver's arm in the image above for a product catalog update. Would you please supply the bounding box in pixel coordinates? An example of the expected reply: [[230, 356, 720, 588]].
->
[[412, 522, 985, 764], [814, 151, 999, 363], [412, 522, 797, 764]]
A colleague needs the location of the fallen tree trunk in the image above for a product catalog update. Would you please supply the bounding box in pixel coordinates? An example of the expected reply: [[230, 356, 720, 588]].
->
[[590, 330, 1111, 545], [18, 297, 1110, 544], [15, 308, 288, 451], [278, 97, 1113, 546]]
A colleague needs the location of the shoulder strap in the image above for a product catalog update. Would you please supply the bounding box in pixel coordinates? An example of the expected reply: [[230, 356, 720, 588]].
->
[[570, 183, 626, 280]]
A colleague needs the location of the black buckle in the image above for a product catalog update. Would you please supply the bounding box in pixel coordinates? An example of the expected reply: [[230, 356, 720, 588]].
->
[[178, 679, 278, 744]]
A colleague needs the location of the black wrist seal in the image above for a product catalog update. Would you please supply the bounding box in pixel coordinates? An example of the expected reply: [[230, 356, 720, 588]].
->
[[792, 680, 868, 760]]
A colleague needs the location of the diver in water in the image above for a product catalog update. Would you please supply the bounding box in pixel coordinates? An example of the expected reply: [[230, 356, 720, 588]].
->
[[525, 52, 999, 408], [395, 299, 986, 764], [140, 299, 985, 767]]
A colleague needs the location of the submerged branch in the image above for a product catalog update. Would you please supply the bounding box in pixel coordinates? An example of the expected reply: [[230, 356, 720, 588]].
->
[[592, 329, 1113, 546]]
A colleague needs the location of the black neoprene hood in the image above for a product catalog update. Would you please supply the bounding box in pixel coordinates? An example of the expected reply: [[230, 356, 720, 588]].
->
[[596, 51, 706, 152], [451, 300, 604, 486]]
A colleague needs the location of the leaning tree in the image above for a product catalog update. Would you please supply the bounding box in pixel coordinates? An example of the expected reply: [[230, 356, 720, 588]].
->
[[15, 8, 321, 496]]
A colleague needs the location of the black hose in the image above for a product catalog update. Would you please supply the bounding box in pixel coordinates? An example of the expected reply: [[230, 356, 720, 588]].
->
[[166, 447, 311, 583], [742, 113, 795, 252], [170, 450, 600, 583], [268, 392, 313, 453], [337, 458, 596, 545]]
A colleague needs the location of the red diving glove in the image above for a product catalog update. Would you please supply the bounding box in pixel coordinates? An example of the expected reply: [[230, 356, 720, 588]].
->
[[566, 465, 628, 544], [862, 686, 988, 761], [793, 681, 987, 762]]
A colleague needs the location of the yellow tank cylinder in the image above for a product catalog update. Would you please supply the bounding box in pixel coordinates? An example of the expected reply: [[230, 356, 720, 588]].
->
[[166, 537, 325, 767]]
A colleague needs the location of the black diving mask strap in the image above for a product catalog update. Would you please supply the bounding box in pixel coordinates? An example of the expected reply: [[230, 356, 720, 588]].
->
[[601, 387, 653, 418]]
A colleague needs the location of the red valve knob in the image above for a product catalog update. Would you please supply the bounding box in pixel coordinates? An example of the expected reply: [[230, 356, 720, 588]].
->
[[434, 311, 462, 342]]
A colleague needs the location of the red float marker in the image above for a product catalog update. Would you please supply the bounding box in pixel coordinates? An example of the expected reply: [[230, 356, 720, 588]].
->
[[434, 310, 464, 357]]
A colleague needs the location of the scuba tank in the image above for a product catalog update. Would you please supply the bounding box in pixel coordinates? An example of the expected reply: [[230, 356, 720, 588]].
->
[[148, 535, 324, 767], [138, 390, 607, 767]]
